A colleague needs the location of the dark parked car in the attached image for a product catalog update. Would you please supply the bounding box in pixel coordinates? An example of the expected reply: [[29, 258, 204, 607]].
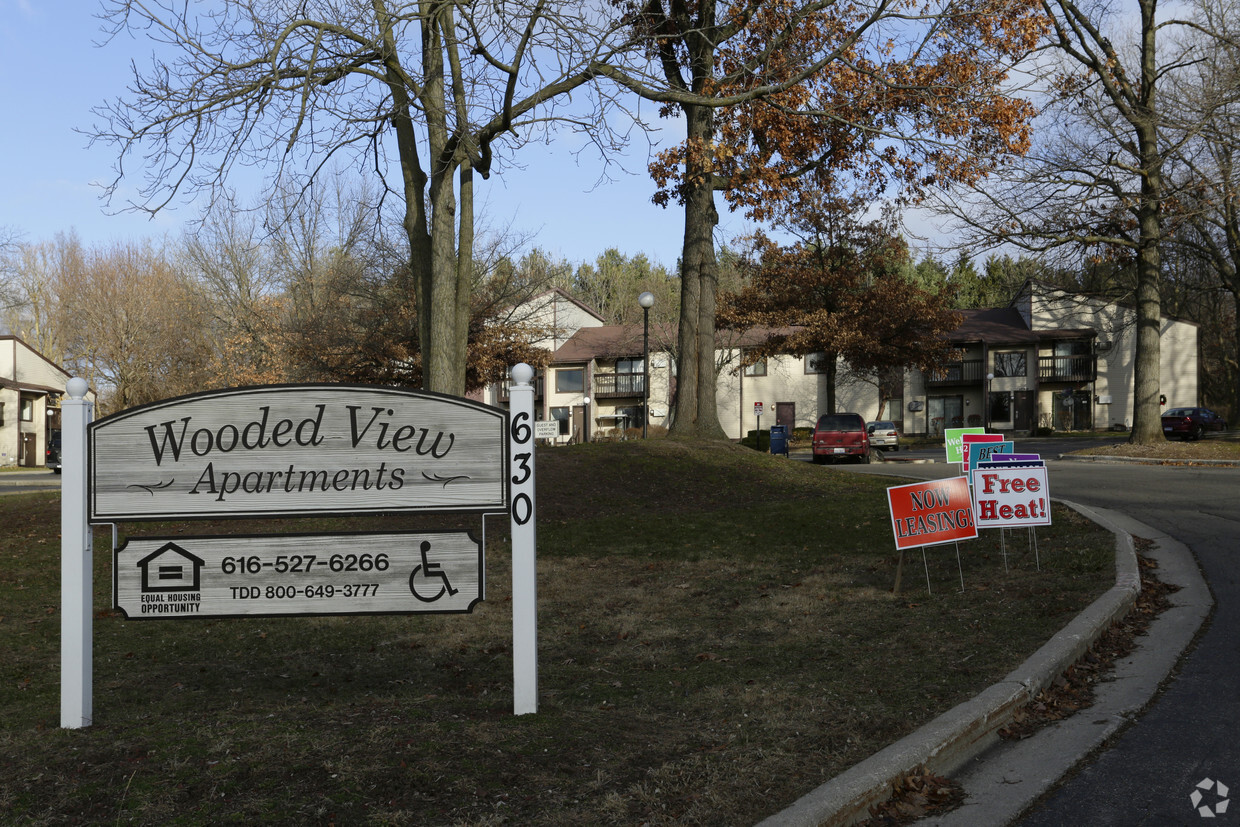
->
[[46, 430, 62, 473], [1161, 407, 1227, 441], [866, 420, 900, 451], [812, 413, 870, 464]]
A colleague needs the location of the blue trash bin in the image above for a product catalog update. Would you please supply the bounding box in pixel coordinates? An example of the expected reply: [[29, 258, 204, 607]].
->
[[769, 424, 789, 457]]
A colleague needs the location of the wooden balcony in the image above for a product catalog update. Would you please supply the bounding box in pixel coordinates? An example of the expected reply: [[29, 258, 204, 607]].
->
[[497, 374, 544, 402], [1039, 355, 1096, 383], [925, 359, 984, 387], [593, 373, 645, 398]]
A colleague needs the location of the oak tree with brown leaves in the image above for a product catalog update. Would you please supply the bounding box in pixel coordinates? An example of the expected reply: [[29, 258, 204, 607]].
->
[[719, 196, 960, 413], [605, 0, 1044, 438]]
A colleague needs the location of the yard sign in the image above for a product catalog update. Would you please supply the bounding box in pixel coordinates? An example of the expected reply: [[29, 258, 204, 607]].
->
[[959, 433, 1005, 468], [885, 476, 978, 550], [971, 463, 1051, 529], [966, 441, 1014, 477], [943, 427, 985, 463]]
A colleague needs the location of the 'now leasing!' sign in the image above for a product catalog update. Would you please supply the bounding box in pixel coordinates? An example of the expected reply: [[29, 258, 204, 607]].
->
[[89, 385, 509, 521], [886, 477, 978, 550]]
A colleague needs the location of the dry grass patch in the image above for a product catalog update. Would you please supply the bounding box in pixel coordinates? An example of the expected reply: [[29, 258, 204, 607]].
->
[[1069, 435, 1240, 461], [1, 442, 1113, 825]]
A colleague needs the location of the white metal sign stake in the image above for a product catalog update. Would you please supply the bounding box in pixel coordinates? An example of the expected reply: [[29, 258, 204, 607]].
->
[[60, 377, 93, 728], [508, 364, 538, 714]]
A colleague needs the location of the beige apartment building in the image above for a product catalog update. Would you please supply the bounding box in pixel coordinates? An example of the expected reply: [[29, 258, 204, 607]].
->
[[1, 336, 87, 468], [488, 281, 1200, 441]]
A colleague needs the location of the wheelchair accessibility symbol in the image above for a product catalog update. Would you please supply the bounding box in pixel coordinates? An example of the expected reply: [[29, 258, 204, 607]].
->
[[409, 540, 460, 603]]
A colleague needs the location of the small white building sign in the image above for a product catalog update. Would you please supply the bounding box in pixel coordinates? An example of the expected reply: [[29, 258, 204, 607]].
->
[[89, 385, 509, 521], [115, 531, 483, 618]]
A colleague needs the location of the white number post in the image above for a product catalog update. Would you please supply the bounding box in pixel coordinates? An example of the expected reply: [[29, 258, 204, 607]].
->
[[60, 377, 93, 728], [508, 364, 538, 714]]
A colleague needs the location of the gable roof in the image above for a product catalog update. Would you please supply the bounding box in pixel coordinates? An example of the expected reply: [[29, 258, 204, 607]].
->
[[1, 335, 73, 394], [552, 325, 653, 363], [948, 309, 1095, 346], [522, 288, 606, 324], [552, 323, 804, 364], [950, 309, 1040, 344]]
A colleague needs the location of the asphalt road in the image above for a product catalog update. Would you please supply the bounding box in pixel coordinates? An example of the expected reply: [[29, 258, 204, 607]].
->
[[840, 447, 1240, 825]]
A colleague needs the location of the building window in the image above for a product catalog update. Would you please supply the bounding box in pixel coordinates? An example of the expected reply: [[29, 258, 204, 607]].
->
[[805, 352, 829, 374], [616, 357, 643, 374], [993, 352, 1027, 378], [19, 397, 35, 422], [616, 406, 644, 429], [550, 406, 571, 435], [743, 358, 767, 377], [0, 402, 5, 426], [555, 368, 584, 394]]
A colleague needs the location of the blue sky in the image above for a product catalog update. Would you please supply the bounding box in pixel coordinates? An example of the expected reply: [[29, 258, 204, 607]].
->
[[0, 2, 768, 269]]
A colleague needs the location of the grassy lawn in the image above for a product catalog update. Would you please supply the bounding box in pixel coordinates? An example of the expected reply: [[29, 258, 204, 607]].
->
[[0, 440, 1113, 825]]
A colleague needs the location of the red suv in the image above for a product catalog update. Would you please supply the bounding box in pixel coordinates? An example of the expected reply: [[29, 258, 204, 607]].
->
[[812, 413, 870, 464]]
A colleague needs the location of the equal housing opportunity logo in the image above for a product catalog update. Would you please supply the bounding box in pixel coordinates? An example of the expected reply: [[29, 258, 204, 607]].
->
[[1191, 778, 1230, 819]]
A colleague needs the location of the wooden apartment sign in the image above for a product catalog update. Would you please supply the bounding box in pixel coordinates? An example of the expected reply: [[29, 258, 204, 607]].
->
[[89, 385, 509, 522]]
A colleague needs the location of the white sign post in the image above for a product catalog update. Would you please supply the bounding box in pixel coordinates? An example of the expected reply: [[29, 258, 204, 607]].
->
[[508, 364, 538, 715], [60, 377, 93, 729]]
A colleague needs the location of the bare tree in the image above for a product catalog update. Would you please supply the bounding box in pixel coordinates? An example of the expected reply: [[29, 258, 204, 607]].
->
[[61, 241, 214, 413], [1161, 0, 1240, 418], [927, 0, 1229, 442], [179, 199, 284, 386], [0, 233, 85, 363], [91, 1, 634, 395]]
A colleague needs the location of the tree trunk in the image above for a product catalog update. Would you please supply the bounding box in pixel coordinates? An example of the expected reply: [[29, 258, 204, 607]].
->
[[1231, 286, 1240, 420], [378, 7, 437, 392], [1130, 228, 1163, 444], [825, 356, 839, 414], [1128, 0, 1164, 445], [669, 101, 728, 440]]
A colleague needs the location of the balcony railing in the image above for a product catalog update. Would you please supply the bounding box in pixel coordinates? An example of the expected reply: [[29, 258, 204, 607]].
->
[[497, 374, 545, 402], [1039, 355, 1096, 383], [594, 373, 646, 398], [925, 359, 984, 386]]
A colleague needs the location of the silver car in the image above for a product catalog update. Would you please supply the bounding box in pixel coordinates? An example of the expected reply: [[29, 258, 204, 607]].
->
[[866, 420, 900, 451]]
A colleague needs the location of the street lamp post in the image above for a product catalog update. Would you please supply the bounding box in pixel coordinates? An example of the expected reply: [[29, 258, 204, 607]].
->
[[638, 292, 655, 438], [985, 372, 994, 431]]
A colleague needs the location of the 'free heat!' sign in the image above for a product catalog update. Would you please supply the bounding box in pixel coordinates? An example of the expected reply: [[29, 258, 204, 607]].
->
[[971, 465, 1051, 528]]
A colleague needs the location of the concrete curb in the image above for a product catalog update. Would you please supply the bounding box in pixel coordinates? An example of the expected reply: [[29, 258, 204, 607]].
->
[[757, 499, 1142, 827], [0, 471, 60, 489]]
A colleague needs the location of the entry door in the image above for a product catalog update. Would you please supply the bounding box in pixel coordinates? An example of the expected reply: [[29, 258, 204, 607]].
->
[[1014, 391, 1035, 431], [572, 406, 586, 443], [776, 402, 795, 429], [20, 433, 38, 467]]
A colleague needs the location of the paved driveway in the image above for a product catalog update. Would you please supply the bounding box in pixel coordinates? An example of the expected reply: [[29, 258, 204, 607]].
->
[[841, 455, 1240, 825]]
